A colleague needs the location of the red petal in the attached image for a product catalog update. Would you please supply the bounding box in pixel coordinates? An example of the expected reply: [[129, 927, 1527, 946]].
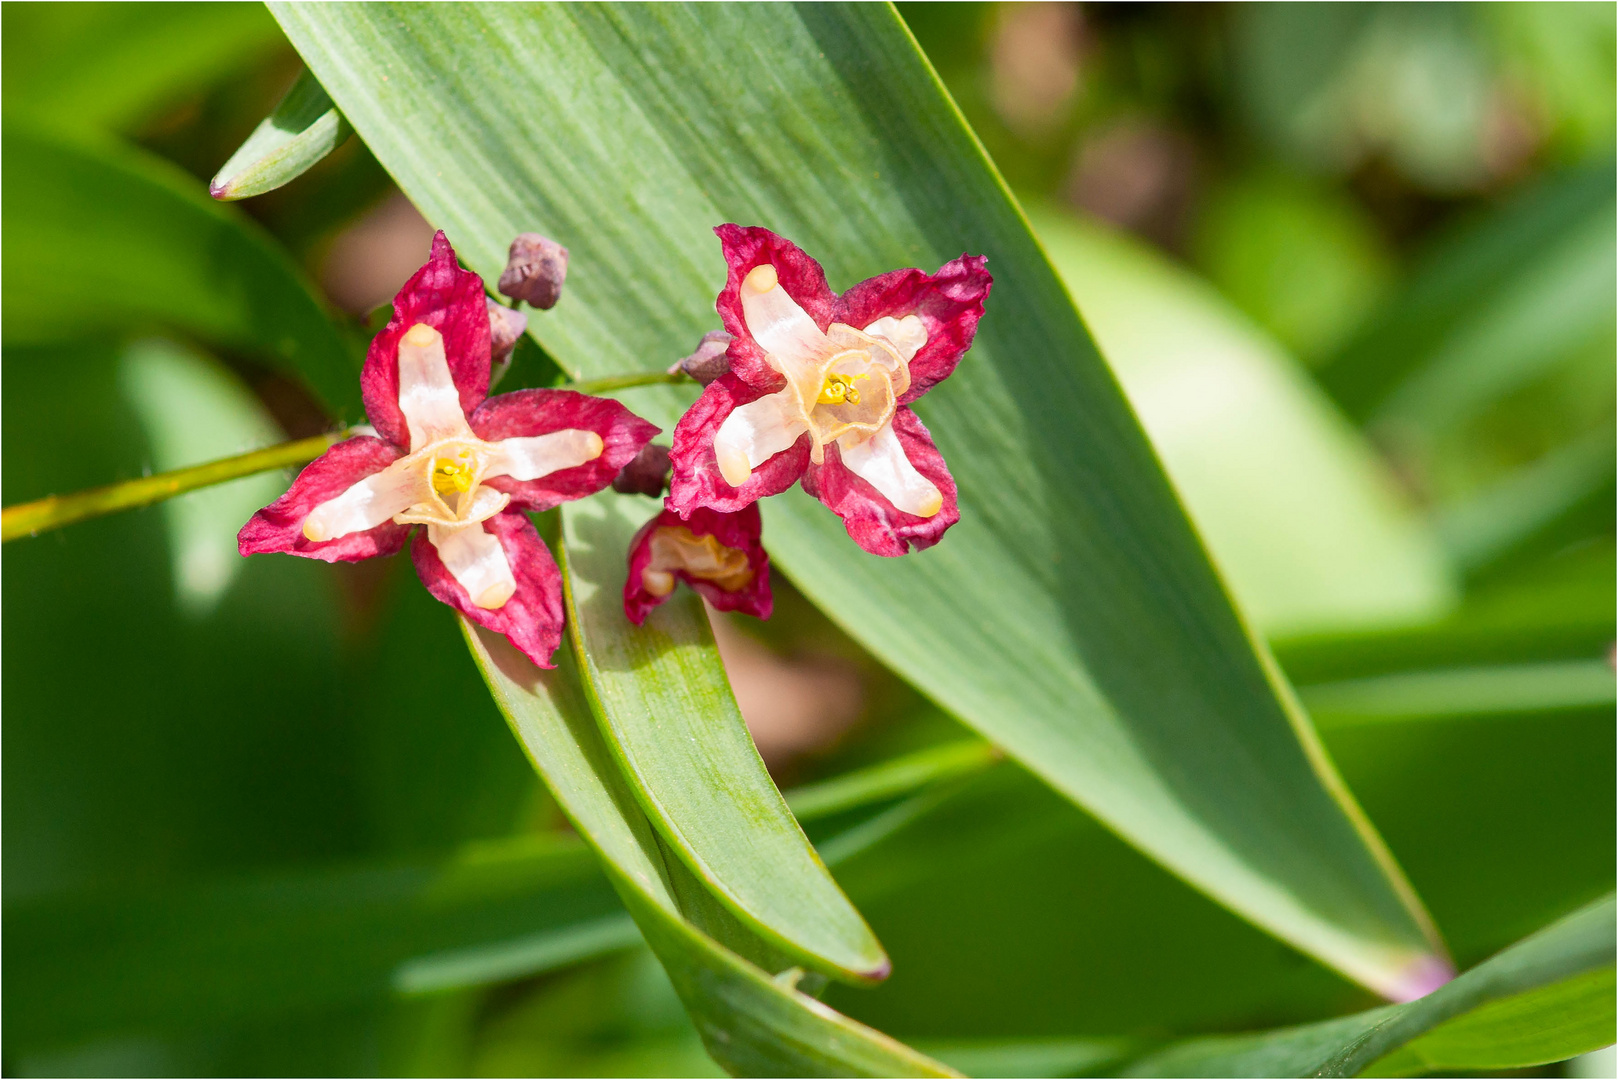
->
[[668, 373, 809, 515], [237, 435, 411, 563], [412, 510, 564, 668], [361, 231, 492, 447], [802, 408, 960, 556], [623, 503, 772, 625], [470, 389, 660, 512], [714, 224, 837, 390], [836, 253, 991, 403]]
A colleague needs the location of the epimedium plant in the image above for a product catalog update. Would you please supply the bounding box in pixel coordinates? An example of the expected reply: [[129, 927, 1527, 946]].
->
[[3, 4, 1611, 1078]]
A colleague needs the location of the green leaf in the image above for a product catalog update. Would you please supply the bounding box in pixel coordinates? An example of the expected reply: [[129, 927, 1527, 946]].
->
[[276, 1, 1447, 997], [117, 338, 287, 616], [1, 2, 284, 132], [1123, 894, 1616, 1078], [461, 622, 956, 1077], [210, 68, 351, 201], [1028, 204, 1455, 638], [1320, 158, 1616, 426], [1363, 967, 1615, 1076], [560, 493, 886, 984], [1, 121, 360, 417], [1300, 659, 1616, 727]]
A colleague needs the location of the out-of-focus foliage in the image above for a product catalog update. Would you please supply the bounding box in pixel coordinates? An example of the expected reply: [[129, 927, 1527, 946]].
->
[[3, 2, 1611, 1077]]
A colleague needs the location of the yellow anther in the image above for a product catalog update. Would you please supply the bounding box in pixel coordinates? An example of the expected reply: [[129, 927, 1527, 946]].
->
[[817, 371, 867, 406], [431, 459, 473, 496]]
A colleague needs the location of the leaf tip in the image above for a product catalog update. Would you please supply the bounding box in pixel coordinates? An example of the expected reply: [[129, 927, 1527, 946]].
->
[[1386, 953, 1456, 1003]]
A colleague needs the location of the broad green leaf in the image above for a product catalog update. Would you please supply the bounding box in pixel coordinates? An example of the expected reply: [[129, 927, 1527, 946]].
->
[[461, 622, 956, 1077], [0, 2, 284, 132], [1029, 205, 1454, 638], [826, 696, 1613, 1044], [275, 0, 1447, 999], [560, 493, 886, 983], [914, 1038, 1135, 1079], [1123, 894, 1616, 1078], [211, 68, 351, 201], [118, 338, 287, 616], [2, 122, 359, 416], [1300, 659, 1616, 727]]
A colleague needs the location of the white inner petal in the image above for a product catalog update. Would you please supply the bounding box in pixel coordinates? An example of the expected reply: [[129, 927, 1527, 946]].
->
[[398, 324, 474, 450], [303, 456, 429, 542], [485, 428, 604, 482], [741, 264, 828, 381], [837, 422, 943, 518], [861, 315, 928, 363], [428, 521, 517, 609], [714, 391, 810, 487]]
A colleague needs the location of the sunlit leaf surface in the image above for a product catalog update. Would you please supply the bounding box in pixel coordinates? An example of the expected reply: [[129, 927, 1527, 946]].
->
[[275, 0, 1447, 998], [462, 623, 955, 1077], [560, 493, 886, 983]]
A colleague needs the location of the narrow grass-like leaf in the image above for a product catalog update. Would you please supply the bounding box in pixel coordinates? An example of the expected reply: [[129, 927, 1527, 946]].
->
[[1124, 894, 1616, 1078], [560, 493, 886, 984], [211, 68, 351, 201], [461, 622, 956, 1077], [275, 0, 1447, 999], [2, 121, 359, 415], [1301, 659, 1616, 726]]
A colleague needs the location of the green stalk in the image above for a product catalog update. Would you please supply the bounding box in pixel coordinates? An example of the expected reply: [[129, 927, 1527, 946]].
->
[[0, 370, 694, 543], [2, 431, 349, 543]]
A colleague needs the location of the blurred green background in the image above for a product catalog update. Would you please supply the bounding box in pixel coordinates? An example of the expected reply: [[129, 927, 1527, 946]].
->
[[3, 3, 1612, 1076]]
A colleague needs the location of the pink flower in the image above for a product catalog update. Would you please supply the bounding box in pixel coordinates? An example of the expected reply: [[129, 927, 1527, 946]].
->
[[624, 503, 771, 624], [669, 226, 990, 556], [240, 232, 658, 666]]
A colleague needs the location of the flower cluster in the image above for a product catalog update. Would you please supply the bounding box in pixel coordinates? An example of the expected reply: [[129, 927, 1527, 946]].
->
[[240, 233, 655, 666], [241, 226, 988, 664]]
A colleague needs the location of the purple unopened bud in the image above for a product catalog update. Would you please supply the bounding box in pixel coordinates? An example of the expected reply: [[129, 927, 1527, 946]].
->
[[612, 442, 672, 498], [486, 298, 528, 389], [670, 330, 733, 385], [498, 233, 569, 309]]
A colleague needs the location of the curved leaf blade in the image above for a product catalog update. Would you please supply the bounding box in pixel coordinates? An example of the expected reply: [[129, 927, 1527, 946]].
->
[[211, 68, 351, 201], [560, 493, 888, 983], [275, 1, 1446, 997], [2, 121, 360, 416], [461, 622, 955, 1077], [1124, 894, 1616, 1078]]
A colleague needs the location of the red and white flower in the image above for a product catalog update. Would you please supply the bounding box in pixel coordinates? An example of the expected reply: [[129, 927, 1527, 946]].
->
[[240, 232, 657, 666], [669, 225, 990, 556], [623, 503, 771, 625]]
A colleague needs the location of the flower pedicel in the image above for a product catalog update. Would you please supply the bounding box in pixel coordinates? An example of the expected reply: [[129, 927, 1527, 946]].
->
[[240, 232, 657, 666], [670, 225, 991, 557]]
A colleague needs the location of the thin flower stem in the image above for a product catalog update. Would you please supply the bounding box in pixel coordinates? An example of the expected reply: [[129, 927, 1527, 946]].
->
[[1, 430, 349, 543], [0, 370, 694, 543]]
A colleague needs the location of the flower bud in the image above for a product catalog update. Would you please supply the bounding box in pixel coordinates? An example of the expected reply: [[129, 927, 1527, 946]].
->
[[497, 233, 569, 309], [486, 298, 528, 389], [611, 442, 672, 498], [670, 330, 733, 385]]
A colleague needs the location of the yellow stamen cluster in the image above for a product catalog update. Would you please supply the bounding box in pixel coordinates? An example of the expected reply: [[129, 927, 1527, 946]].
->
[[817, 371, 867, 406], [431, 458, 474, 496]]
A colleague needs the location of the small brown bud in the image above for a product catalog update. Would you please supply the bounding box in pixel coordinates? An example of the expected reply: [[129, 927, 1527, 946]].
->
[[670, 329, 733, 385], [611, 442, 672, 498], [498, 233, 569, 309]]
